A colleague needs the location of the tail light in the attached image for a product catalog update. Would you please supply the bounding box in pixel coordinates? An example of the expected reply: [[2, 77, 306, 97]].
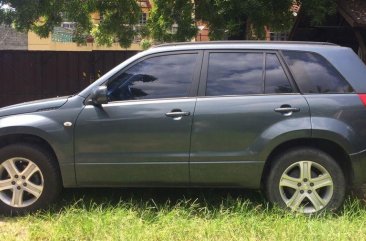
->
[[358, 94, 366, 107]]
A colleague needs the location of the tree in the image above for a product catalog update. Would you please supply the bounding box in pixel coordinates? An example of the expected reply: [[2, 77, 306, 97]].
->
[[147, 0, 197, 42], [0, 0, 141, 48], [194, 0, 291, 40], [194, 0, 337, 40], [0, 0, 338, 47], [148, 0, 337, 41], [300, 0, 337, 25]]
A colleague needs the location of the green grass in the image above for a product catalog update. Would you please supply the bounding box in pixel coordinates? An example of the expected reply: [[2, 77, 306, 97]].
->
[[1, 188, 366, 241]]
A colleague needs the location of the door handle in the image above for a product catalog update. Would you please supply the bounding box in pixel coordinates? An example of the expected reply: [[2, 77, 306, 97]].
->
[[165, 110, 190, 120], [274, 107, 300, 113], [274, 106, 300, 116], [165, 111, 191, 117]]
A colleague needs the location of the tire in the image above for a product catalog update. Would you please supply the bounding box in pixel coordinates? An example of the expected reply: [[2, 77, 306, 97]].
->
[[266, 147, 346, 214], [0, 143, 62, 215]]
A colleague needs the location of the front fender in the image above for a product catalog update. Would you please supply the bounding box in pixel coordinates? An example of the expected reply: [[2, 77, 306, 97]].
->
[[0, 113, 73, 161], [0, 103, 84, 187], [0, 113, 77, 186]]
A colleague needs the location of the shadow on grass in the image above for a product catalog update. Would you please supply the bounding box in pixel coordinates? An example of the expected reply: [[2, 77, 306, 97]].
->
[[47, 187, 366, 216], [52, 187, 267, 213]]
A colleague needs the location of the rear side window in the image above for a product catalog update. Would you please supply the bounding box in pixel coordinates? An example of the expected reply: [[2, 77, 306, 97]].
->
[[206, 52, 293, 96], [282, 51, 353, 93], [265, 54, 293, 94], [206, 52, 263, 96]]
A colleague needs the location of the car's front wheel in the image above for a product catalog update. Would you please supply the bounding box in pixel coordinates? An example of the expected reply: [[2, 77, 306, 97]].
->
[[0, 143, 61, 215], [266, 147, 346, 214]]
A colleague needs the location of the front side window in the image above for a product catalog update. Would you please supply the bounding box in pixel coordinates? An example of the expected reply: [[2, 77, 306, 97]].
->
[[107, 53, 197, 101], [206, 52, 264, 96], [282, 51, 353, 93]]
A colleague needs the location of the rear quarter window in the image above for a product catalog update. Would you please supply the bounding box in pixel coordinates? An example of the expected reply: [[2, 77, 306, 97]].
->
[[282, 51, 354, 94]]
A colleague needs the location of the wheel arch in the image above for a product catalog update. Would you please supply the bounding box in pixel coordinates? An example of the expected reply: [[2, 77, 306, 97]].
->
[[0, 134, 63, 185], [260, 138, 353, 190]]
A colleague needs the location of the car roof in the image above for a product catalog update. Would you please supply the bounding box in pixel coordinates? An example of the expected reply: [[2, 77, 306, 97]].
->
[[154, 41, 337, 48], [145, 41, 347, 55]]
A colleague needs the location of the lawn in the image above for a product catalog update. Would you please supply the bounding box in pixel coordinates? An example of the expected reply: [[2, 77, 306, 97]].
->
[[0, 188, 365, 241]]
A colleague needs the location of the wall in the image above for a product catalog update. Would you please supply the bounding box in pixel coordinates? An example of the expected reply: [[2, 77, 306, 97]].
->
[[0, 50, 139, 107], [0, 24, 28, 50], [28, 32, 143, 51]]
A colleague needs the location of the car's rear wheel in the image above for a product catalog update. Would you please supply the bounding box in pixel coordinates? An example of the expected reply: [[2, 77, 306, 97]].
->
[[0, 143, 61, 215], [266, 147, 346, 214]]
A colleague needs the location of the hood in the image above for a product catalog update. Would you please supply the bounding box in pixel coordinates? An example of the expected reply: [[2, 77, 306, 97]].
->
[[0, 96, 69, 117]]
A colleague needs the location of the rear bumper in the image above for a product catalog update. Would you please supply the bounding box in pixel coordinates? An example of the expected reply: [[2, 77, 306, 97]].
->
[[350, 149, 366, 187]]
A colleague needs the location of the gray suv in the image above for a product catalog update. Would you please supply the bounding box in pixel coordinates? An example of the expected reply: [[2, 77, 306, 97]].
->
[[1, 41, 366, 215]]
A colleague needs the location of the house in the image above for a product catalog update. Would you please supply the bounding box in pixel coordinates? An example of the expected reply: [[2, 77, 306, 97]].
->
[[289, 0, 366, 62], [0, 24, 27, 50], [29, 0, 152, 51]]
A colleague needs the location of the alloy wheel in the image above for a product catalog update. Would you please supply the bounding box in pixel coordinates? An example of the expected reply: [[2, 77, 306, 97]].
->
[[0, 158, 44, 208], [279, 160, 333, 214]]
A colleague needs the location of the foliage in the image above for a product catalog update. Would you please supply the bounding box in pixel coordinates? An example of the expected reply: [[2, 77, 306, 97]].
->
[[140, 38, 153, 50], [302, 0, 338, 25], [0, 0, 339, 47], [91, 0, 141, 48], [195, 0, 337, 40], [0, 0, 141, 48], [91, 24, 114, 47], [147, 0, 197, 42], [148, 0, 338, 42]]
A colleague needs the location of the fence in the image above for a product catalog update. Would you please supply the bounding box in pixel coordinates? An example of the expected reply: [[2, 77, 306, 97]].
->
[[0, 50, 139, 107]]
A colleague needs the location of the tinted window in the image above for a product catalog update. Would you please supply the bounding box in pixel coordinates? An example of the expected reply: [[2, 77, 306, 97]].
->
[[265, 54, 292, 93], [282, 51, 353, 93], [107, 54, 197, 101], [206, 52, 263, 96]]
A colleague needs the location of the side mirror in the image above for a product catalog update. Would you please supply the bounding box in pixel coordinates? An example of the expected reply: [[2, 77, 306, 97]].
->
[[88, 86, 108, 105]]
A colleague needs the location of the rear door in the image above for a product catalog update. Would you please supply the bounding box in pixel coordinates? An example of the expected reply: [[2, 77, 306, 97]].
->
[[190, 50, 311, 187]]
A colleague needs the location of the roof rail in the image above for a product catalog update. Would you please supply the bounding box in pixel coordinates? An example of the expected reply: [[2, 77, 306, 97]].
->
[[154, 41, 338, 48]]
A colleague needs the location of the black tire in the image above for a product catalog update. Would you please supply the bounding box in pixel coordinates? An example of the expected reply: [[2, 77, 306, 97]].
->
[[266, 147, 346, 214], [0, 143, 62, 215]]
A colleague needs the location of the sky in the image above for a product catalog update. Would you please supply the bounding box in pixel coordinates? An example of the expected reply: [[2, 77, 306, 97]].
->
[[0, 3, 14, 11]]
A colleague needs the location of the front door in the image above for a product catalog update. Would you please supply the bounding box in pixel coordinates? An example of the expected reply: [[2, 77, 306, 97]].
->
[[75, 52, 202, 186]]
